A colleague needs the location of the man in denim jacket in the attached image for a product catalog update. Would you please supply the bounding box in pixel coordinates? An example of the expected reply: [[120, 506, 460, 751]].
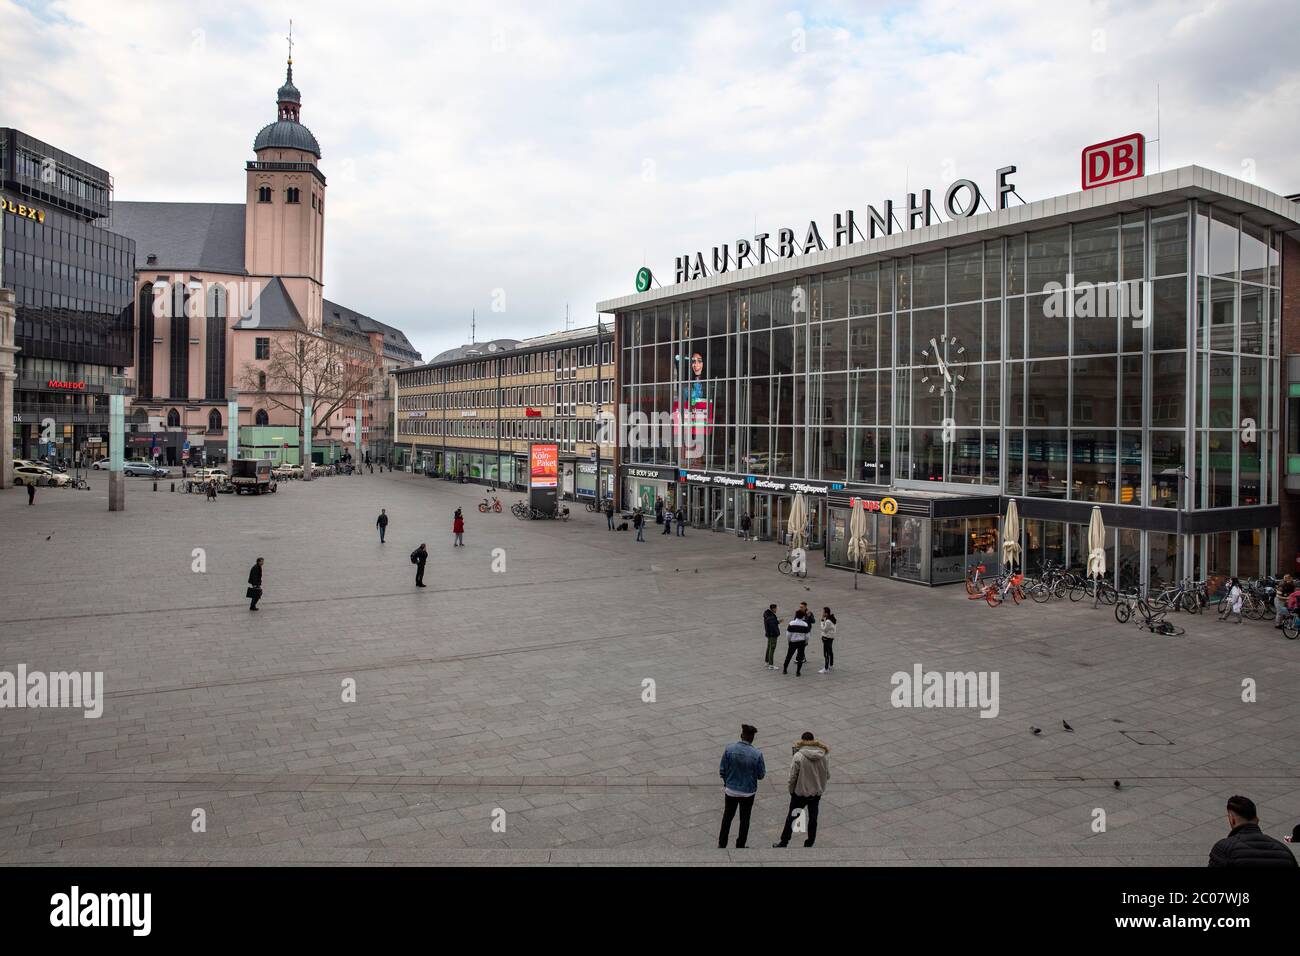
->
[[718, 724, 766, 849]]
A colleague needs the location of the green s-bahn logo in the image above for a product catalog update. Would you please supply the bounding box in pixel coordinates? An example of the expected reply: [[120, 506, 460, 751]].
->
[[635, 267, 653, 293]]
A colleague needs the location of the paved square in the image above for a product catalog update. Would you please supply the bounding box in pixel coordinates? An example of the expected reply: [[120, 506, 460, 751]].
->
[[1, 472, 1298, 865]]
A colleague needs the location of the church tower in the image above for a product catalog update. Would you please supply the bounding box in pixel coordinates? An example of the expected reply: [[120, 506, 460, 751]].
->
[[245, 34, 325, 329]]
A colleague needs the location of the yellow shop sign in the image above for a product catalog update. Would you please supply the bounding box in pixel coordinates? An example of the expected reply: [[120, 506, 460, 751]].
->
[[1, 197, 46, 223]]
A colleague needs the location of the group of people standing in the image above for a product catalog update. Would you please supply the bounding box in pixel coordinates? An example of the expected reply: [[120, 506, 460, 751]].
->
[[763, 602, 837, 675], [718, 724, 831, 849]]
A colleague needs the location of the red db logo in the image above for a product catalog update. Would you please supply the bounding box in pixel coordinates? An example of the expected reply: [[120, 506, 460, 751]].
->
[[1082, 134, 1145, 190]]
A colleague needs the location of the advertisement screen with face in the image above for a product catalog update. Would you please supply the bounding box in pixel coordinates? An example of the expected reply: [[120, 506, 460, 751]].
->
[[674, 351, 713, 464]]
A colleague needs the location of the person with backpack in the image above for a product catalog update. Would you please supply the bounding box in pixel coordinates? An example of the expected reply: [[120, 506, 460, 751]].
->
[[763, 604, 781, 669], [452, 509, 465, 547], [411, 543, 428, 587], [783, 606, 813, 676], [817, 607, 837, 674]]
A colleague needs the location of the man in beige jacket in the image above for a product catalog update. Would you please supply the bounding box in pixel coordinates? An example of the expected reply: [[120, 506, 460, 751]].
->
[[772, 732, 830, 848]]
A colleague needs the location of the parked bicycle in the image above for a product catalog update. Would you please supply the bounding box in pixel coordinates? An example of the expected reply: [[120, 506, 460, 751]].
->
[[778, 550, 808, 578], [1068, 576, 1119, 605], [1115, 589, 1185, 635], [965, 563, 988, 596], [478, 495, 503, 514]]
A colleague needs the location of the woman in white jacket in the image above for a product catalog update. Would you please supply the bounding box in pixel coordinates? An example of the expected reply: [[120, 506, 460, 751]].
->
[[818, 608, 837, 674]]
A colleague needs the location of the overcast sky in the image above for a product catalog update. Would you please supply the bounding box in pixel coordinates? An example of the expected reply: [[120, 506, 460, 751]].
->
[[3, 0, 1298, 361]]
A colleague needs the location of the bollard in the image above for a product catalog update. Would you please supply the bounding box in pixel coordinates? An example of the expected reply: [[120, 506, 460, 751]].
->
[[170, 482, 176, 493], [153, 480, 158, 492]]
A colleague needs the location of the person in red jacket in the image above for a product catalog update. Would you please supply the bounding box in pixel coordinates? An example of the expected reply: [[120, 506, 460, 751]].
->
[[453, 508, 465, 547]]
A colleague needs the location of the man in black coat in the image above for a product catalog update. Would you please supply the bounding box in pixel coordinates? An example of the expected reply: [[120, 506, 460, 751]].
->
[[763, 604, 781, 669], [411, 543, 428, 588], [605, 498, 615, 531], [1208, 795, 1298, 867], [247, 557, 264, 611], [376, 509, 389, 543]]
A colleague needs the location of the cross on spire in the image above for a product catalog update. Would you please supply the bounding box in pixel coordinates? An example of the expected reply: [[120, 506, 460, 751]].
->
[[286, 19, 294, 65]]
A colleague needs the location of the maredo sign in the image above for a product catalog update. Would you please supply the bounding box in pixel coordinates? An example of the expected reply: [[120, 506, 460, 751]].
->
[[1082, 134, 1145, 190]]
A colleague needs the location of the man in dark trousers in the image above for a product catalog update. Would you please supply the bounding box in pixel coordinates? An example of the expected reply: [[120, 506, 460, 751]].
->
[[763, 604, 781, 669], [605, 498, 615, 531], [773, 732, 830, 848], [27, 483, 36, 506], [633, 509, 645, 542], [376, 509, 389, 543], [718, 724, 765, 849], [1208, 795, 1298, 867], [411, 543, 429, 587], [247, 557, 265, 611]]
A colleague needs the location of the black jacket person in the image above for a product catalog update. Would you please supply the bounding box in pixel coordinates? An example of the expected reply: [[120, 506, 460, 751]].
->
[[247, 558, 264, 611]]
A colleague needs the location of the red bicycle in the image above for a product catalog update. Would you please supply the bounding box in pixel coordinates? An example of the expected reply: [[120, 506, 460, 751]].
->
[[478, 495, 502, 513], [981, 572, 1025, 606]]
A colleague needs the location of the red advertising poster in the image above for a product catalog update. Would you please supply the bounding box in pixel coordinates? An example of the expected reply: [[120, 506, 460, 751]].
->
[[529, 443, 559, 488]]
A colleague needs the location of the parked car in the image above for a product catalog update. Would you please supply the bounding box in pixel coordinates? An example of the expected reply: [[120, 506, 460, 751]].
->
[[13, 465, 70, 487], [123, 460, 167, 478], [272, 462, 302, 480], [91, 458, 111, 469], [191, 468, 230, 488]]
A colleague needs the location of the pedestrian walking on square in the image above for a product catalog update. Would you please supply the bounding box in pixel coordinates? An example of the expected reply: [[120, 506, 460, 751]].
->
[[662, 509, 673, 535], [247, 557, 264, 611], [782, 606, 813, 675], [718, 724, 765, 849], [1221, 577, 1244, 624], [773, 732, 830, 848], [740, 512, 752, 541], [634, 509, 645, 542], [817, 608, 837, 674], [26, 482, 35, 506], [1208, 795, 1298, 867], [763, 604, 781, 669], [411, 543, 428, 587], [675, 506, 685, 536], [605, 498, 615, 531], [654, 496, 663, 526], [376, 508, 389, 543], [452, 509, 465, 547]]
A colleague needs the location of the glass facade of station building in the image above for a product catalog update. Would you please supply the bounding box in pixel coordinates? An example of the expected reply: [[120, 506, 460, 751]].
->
[[603, 170, 1297, 587]]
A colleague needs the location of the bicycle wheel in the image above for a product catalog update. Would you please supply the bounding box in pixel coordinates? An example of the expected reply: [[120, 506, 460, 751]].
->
[[985, 589, 1002, 607], [1068, 582, 1086, 602], [778, 560, 792, 575], [1099, 584, 1118, 606], [1030, 581, 1052, 604], [965, 576, 978, 596], [1010, 586, 1023, 605], [1115, 602, 1133, 624], [1283, 618, 1299, 640], [1181, 591, 1199, 614], [1050, 577, 1070, 599], [1157, 621, 1185, 637]]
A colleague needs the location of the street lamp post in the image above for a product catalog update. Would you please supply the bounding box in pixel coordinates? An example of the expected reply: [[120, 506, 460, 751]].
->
[[1160, 467, 1190, 582]]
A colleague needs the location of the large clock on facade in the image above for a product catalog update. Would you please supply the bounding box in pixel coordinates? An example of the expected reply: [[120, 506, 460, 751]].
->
[[919, 336, 968, 396]]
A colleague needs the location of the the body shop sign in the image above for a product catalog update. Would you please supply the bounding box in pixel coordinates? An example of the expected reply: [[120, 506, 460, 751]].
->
[[529, 442, 559, 515]]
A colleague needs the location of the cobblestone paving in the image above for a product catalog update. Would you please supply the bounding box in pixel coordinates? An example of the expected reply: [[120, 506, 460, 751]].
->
[[1, 471, 1297, 865]]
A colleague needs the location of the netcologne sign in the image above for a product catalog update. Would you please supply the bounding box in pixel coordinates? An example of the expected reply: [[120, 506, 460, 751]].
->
[[672, 166, 1020, 284]]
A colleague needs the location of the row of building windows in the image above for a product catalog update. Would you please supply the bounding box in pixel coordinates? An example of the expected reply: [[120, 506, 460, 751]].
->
[[3, 211, 134, 267], [398, 341, 614, 387], [9, 147, 110, 208], [255, 185, 322, 210], [400, 379, 613, 411], [399, 416, 602, 445]]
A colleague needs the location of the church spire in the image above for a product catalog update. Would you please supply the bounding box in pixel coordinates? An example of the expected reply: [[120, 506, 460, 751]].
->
[[276, 19, 301, 122]]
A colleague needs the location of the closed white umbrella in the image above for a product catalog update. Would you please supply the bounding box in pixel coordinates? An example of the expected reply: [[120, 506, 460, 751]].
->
[[1087, 505, 1107, 607], [1001, 499, 1021, 570], [787, 492, 808, 552], [848, 498, 868, 590]]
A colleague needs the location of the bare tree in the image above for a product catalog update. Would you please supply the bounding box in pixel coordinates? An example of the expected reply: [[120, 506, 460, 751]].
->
[[238, 332, 374, 435]]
